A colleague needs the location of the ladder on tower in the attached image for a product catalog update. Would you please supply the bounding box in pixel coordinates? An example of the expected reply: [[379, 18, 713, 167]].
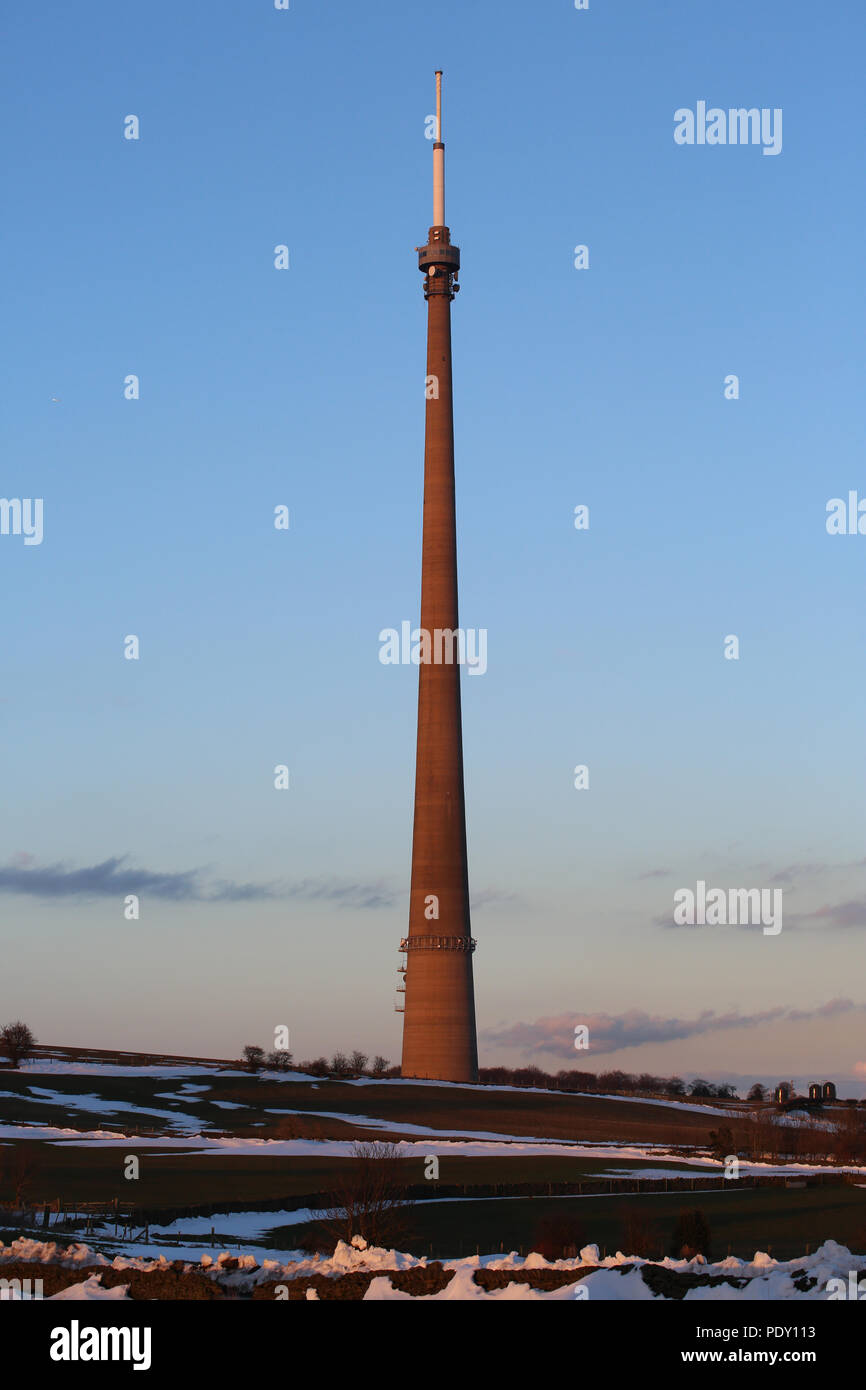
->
[[395, 939, 408, 1011]]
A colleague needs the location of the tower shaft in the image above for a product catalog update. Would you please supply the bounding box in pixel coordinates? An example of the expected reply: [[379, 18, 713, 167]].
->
[[400, 76, 478, 1083]]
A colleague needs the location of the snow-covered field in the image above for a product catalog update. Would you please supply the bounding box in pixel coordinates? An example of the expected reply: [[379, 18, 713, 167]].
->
[[11, 1058, 746, 1115], [16, 1059, 250, 1080], [8, 1087, 207, 1133], [1, 1233, 863, 1302], [0, 1118, 853, 1176], [4, 1058, 831, 1145]]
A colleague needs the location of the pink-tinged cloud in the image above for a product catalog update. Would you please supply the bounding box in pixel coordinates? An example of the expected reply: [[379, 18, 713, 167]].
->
[[793, 900, 866, 929], [482, 999, 863, 1059]]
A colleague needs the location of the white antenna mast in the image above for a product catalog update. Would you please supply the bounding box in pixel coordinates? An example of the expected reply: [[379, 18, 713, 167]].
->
[[433, 70, 445, 226]]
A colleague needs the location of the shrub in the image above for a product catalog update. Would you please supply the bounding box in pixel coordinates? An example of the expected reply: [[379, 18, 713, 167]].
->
[[530, 1212, 586, 1262], [708, 1126, 735, 1163], [670, 1209, 711, 1259], [620, 1207, 661, 1258], [0, 1021, 36, 1069], [265, 1049, 294, 1071], [303, 1057, 329, 1078]]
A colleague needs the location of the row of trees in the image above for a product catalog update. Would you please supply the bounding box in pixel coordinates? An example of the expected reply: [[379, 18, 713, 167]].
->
[[240, 1045, 395, 1078], [477, 1066, 740, 1098], [238, 1055, 759, 1097]]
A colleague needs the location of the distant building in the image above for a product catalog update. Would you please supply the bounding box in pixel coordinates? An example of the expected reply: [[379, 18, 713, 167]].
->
[[822, 1080, 837, 1102], [809, 1082, 822, 1102], [774, 1082, 793, 1104]]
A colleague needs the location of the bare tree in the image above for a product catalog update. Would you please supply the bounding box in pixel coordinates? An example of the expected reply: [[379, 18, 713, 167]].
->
[[833, 1107, 866, 1165], [330, 1052, 350, 1078], [0, 1141, 41, 1207], [0, 1021, 36, 1069], [349, 1050, 369, 1075], [315, 1141, 410, 1249], [748, 1111, 781, 1163], [370, 1055, 389, 1077]]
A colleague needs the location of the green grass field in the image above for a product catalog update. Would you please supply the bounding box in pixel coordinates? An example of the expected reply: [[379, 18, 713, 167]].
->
[[281, 1185, 866, 1262], [0, 1141, 705, 1208]]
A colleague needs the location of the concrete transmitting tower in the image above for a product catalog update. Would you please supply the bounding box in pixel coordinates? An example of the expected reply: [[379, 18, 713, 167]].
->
[[398, 73, 479, 1083]]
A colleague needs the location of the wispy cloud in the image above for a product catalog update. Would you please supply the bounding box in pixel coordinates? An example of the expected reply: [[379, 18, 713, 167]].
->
[[768, 859, 866, 886], [275, 878, 396, 910], [0, 850, 514, 917], [469, 887, 521, 910], [482, 999, 863, 1060], [768, 862, 826, 885], [0, 855, 515, 916], [0, 856, 396, 910], [786, 900, 866, 930]]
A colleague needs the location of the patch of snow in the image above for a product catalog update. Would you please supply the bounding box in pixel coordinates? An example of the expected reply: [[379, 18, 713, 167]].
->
[[4, 1090, 210, 1134], [48, 1275, 130, 1301], [0, 1121, 861, 1179], [3, 1235, 865, 1300], [18, 1060, 249, 1080]]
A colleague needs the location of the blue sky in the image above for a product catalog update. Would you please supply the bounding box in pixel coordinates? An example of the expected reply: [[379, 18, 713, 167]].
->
[[2, 0, 865, 1093]]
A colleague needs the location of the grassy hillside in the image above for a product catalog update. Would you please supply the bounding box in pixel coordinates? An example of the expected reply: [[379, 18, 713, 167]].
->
[[2, 1045, 859, 1263]]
